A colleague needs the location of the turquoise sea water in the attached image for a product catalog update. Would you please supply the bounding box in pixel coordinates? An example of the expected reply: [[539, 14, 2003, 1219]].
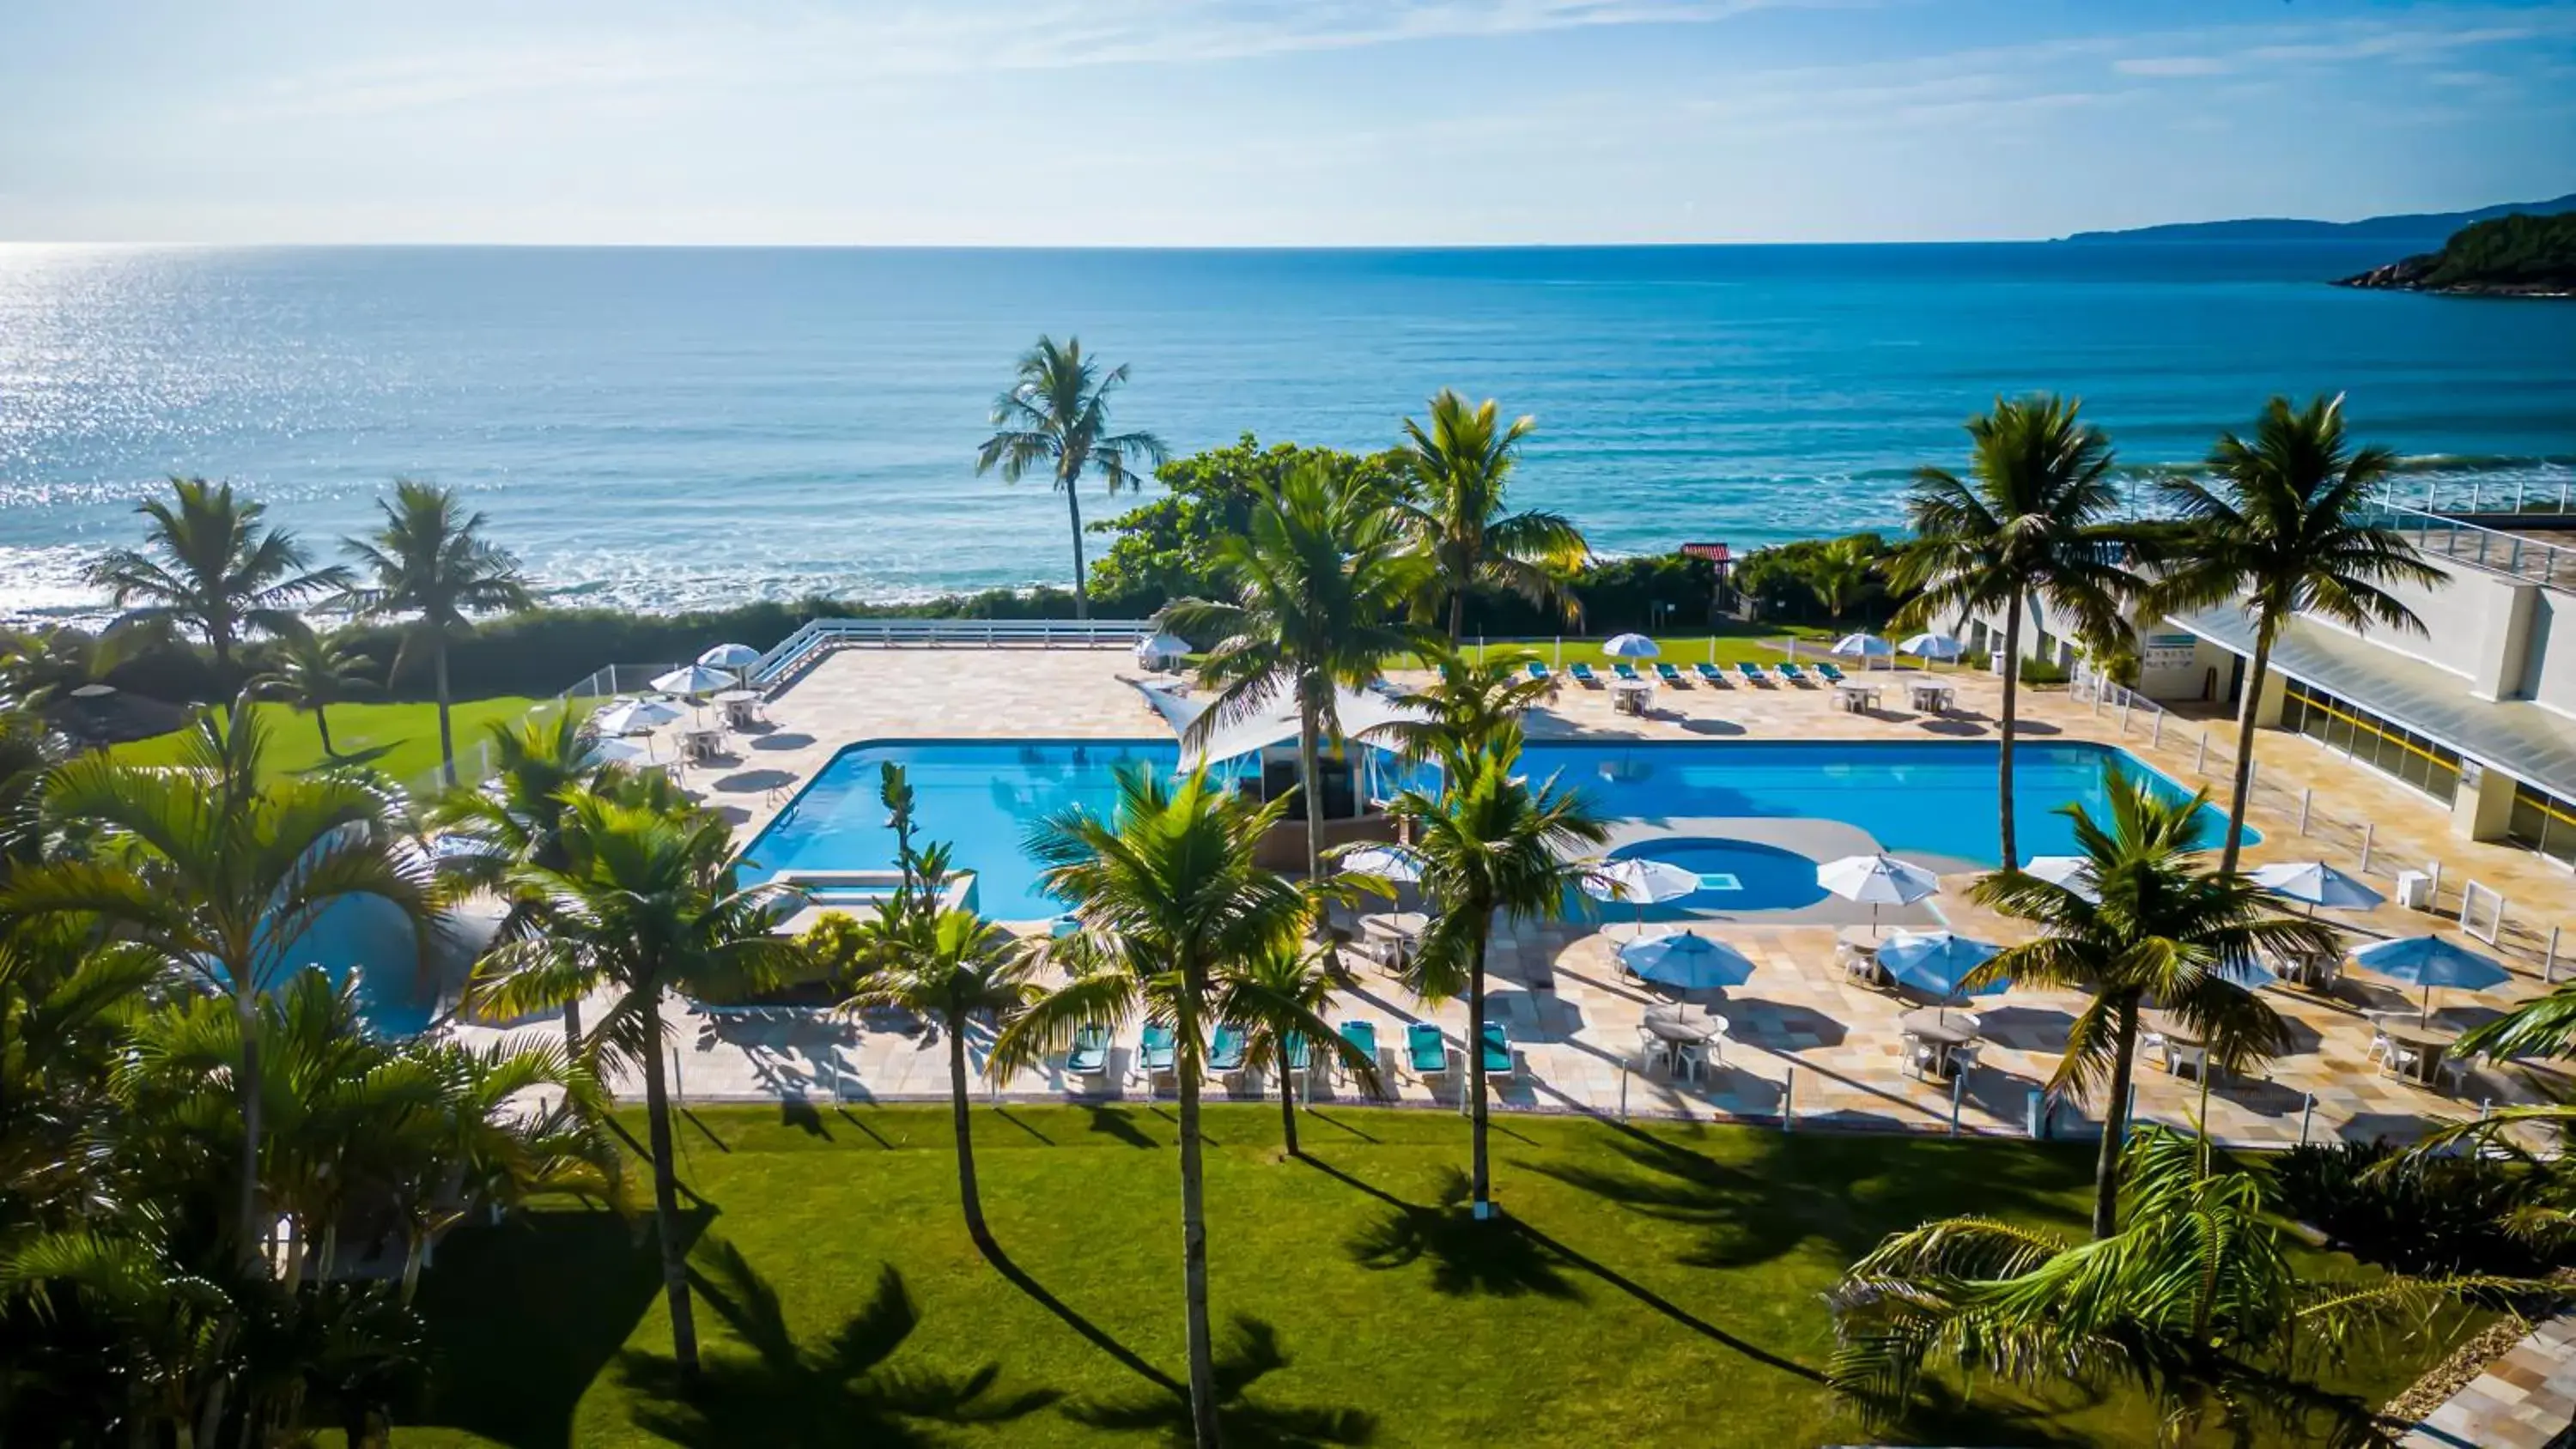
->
[[3, 241, 2571, 620], [737, 737, 2240, 920]]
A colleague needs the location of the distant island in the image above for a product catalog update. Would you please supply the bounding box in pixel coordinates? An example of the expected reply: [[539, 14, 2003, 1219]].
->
[[2057, 191, 2576, 245], [2336, 211, 2576, 298]]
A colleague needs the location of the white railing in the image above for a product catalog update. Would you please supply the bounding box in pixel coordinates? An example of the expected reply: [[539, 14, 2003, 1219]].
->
[[2365, 491, 2576, 590], [750, 616, 1156, 688]]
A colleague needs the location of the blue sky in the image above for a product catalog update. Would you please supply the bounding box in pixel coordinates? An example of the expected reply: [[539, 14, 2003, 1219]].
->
[[3, 0, 2570, 244]]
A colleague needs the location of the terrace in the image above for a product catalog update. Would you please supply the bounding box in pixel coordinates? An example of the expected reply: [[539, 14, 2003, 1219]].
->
[[453, 637, 2576, 1151]]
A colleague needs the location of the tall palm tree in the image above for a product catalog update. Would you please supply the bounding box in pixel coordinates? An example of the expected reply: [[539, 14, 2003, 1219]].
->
[[2149, 396, 2439, 874], [1965, 772, 2334, 1239], [993, 767, 1331, 1449], [974, 336, 1168, 619], [1216, 934, 1376, 1158], [1164, 463, 1430, 882], [1805, 537, 1879, 622], [84, 476, 349, 697], [466, 790, 806, 1381], [1829, 1124, 2500, 1445], [1393, 390, 1589, 641], [339, 481, 535, 786], [841, 900, 1039, 1246], [252, 632, 378, 758], [0, 694, 433, 1269], [1890, 397, 2152, 867], [1360, 646, 1554, 767], [1387, 727, 1607, 1220]]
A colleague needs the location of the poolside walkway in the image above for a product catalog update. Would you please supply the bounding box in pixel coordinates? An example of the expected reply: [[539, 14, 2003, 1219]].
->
[[462, 643, 2576, 1149]]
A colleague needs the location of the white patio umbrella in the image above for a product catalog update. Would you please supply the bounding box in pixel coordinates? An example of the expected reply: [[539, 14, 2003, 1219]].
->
[[1583, 857, 1702, 935], [1339, 845, 1425, 884], [2249, 860, 2385, 914], [652, 664, 737, 697], [1830, 633, 1894, 670], [1817, 852, 1940, 933], [697, 642, 762, 671], [1617, 931, 1756, 991], [1601, 634, 1661, 659], [582, 737, 658, 768], [2023, 855, 2100, 902], [1900, 632, 1967, 663], [592, 698, 684, 735]]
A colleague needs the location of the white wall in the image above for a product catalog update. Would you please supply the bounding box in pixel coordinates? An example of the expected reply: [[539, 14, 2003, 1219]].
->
[[2523, 587, 2576, 715]]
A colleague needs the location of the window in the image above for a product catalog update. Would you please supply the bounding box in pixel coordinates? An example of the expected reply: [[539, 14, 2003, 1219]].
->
[[2507, 782, 2576, 867], [2279, 682, 2462, 806]]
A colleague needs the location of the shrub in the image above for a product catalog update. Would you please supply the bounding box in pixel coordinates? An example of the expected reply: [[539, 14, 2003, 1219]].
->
[[2268, 1140, 2557, 1277], [796, 910, 876, 988]]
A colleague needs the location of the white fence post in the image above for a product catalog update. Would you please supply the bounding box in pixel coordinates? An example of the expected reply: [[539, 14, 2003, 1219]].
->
[[2150, 709, 2162, 749], [2360, 822, 2374, 875], [2298, 788, 2312, 836], [1782, 1065, 1795, 1131], [2195, 731, 2209, 775], [2549, 926, 2562, 985]]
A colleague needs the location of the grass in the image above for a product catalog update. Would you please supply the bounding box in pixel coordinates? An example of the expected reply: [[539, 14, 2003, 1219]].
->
[[392, 1106, 2459, 1448], [109, 696, 544, 785], [1433, 622, 1844, 671]]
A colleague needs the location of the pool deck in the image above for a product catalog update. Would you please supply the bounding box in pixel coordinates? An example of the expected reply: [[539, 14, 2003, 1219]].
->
[[459, 644, 2576, 1149]]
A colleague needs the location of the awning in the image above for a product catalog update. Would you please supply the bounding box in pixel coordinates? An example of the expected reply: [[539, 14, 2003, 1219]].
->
[[1129, 678, 1426, 769], [2167, 607, 2576, 800]]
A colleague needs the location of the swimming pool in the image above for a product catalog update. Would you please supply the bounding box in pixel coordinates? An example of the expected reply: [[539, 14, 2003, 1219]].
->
[[271, 894, 441, 1036], [739, 737, 2249, 921], [1604, 838, 1829, 912]]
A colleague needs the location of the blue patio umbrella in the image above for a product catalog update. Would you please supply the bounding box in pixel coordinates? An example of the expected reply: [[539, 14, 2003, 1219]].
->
[[1601, 633, 1661, 659], [1875, 931, 2006, 1002], [1616, 931, 1755, 991], [2352, 934, 2510, 1024], [2249, 860, 2385, 913], [2215, 954, 2277, 991]]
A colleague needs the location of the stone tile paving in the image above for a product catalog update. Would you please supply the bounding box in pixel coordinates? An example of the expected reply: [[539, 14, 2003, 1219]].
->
[[2403, 1313, 2576, 1449], [457, 644, 2576, 1149]]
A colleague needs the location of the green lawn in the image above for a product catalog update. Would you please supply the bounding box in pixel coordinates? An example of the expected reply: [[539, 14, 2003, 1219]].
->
[[393, 1106, 2455, 1448], [1437, 623, 1840, 671], [109, 697, 544, 785]]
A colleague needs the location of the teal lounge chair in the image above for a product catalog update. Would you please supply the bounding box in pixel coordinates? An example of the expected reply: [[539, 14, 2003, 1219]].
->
[[1569, 662, 1599, 686], [1138, 1021, 1176, 1074], [1525, 661, 1551, 682], [1777, 661, 1809, 684], [1694, 661, 1727, 685], [1815, 661, 1846, 684], [1479, 1020, 1515, 1080], [1613, 662, 1641, 682], [1406, 1022, 1449, 1078], [1064, 1024, 1109, 1084], [1338, 1020, 1379, 1093], [1207, 1023, 1248, 1076], [1656, 662, 1685, 686], [1735, 661, 1766, 684]]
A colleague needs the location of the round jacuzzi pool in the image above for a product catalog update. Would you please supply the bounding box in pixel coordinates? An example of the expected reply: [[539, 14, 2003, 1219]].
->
[[1606, 838, 1828, 912]]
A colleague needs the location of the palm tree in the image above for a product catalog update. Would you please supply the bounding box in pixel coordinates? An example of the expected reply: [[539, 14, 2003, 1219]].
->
[[974, 336, 1168, 619], [840, 900, 1039, 1246], [1393, 390, 1589, 641], [466, 790, 806, 1381], [1164, 463, 1430, 882], [1361, 646, 1555, 767], [0, 694, 434, 1270], [2149, 396, 2439, 874], [84, 476, 349, 697], [1804, 537, 1879, 622], [1387, 727, 1607, 1220], [992, 767, 1326, 1449], [1965, 772, 2334, 1239], [1829, 1123, 2501, 1445], [339, 481, 535, 785], [1217, 934, 1376, 1157], [252, 632, 377, 758], [1890, 397, 2152, 867]]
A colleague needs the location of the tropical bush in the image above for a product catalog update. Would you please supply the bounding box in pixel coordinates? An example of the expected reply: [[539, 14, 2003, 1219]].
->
[[2269, 1140, 2558, 1278]]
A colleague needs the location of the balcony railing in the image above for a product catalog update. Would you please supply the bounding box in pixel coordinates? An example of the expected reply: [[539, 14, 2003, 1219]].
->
[[2361, 495, 2576, 591]]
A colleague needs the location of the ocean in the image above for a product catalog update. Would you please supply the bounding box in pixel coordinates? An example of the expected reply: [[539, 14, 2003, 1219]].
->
[[3, 242, 2571, 622]]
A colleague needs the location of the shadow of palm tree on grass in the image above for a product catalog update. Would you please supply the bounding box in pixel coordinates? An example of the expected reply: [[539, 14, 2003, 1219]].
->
[[1063, 1314, 1378, 1447], [616, 1240, 1059, 1446], [1333, 1162, 1581, 1300]]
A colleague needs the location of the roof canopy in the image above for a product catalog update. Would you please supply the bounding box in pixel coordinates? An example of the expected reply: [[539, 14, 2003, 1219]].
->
[[1130, 679, 1427, 769]]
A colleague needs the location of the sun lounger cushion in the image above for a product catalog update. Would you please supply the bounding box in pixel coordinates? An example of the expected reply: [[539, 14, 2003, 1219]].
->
[[1406, 1022, 1447, 1074], [1735, 662, 1765, 681], [1816, 663, 1845, 682], [1208, 1024, 1247, 1073], [1340, 1021, 1377, 1061], [1695, 662, 1724, 682], [1613, 662, 1640, 681], [1526, 662, 1550, 680], [1656, 663, 1683, 682], [1066, 1025, 1109, 1075], [1570, 663, 1597, 683], [1139, 1022, 1176, 1071], [1777, 663, 1806, 681], [1479, 1021, 1512, 1075]]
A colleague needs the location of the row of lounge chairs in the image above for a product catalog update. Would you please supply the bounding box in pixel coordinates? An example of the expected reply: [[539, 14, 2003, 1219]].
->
[[1528, 659, 1854, 688], [1070, 1018, 1521, 1100]]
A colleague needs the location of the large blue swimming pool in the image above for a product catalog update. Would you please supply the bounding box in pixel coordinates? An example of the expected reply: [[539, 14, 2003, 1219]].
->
[[739, 737, 2249, 921]]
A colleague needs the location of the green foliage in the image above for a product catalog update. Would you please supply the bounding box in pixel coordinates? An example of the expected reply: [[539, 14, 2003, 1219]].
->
[[2269, 1141, 2558, 1278], [1735, 532, 1904, 622], [795, 910, 873, 985], [1088, 433, 1404, 607], [2416, 211, 2576, 289]]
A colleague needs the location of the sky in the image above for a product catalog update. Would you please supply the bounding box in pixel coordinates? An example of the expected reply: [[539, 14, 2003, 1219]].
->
[[3, 0, 2571, 245]]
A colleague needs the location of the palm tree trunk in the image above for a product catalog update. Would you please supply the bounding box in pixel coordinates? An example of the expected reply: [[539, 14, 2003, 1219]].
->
[[1279, 1046, 1300, 1157], [561, 999, 583, 1054], [1467, 926, 1492, 1219], [2220, 631, 2272, 876], [2093, 997, 2142, 1240], [234, 985, 264, 1271], [314, 703, 335, 757], [949, 1022, 988, 1245], [1447, 588, 1465, 646], [434, 633, 458, 788], [1996, 596, 2024, 869], [1176, 1060, 1222, 1447], [1063, 482, 1091, 621], [637, 1004, 701, 1379], [1298, 699, 1326, 883]]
